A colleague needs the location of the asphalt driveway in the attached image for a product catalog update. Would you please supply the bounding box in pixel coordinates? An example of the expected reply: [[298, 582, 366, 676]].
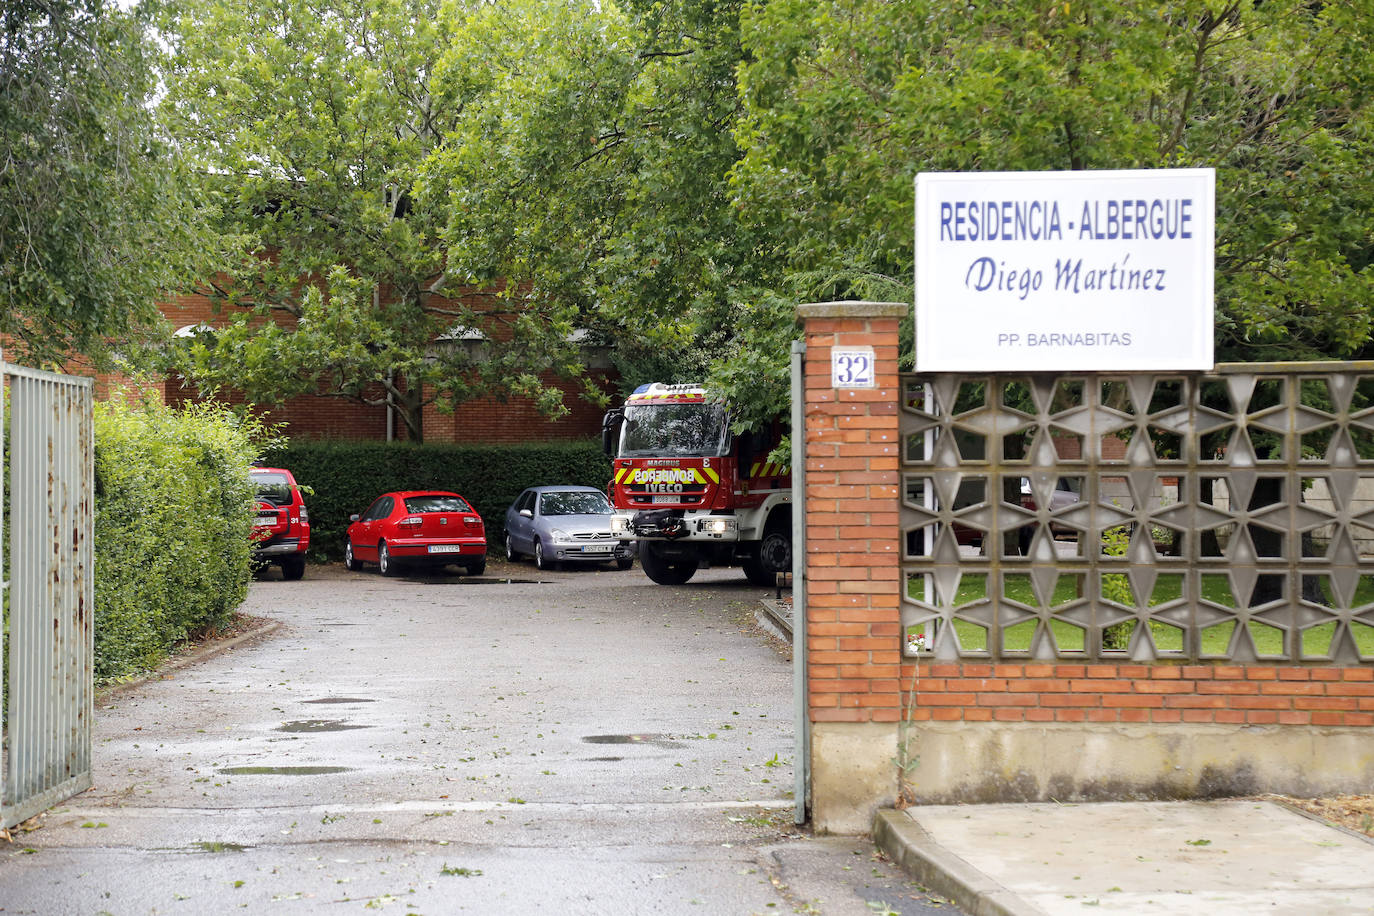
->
[[1, 560, 955, 915]]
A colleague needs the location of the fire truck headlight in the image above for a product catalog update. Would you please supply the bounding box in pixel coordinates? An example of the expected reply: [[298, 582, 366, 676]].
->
[[610, 515, 631, 535], [699, 517, 736, 535]]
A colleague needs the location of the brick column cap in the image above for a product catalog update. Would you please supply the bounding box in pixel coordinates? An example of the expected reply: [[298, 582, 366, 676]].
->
[[798, 300, 908, 321]]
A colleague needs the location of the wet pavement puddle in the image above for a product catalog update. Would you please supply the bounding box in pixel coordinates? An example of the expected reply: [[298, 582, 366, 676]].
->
[[217, 765, 353, 776], [302, 697, 376, 705], [275, 719, 371, 733], [582, 734, 687, 749]]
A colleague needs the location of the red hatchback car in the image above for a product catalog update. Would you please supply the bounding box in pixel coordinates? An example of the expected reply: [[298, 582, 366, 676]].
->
[[344, 491, 486, 577]]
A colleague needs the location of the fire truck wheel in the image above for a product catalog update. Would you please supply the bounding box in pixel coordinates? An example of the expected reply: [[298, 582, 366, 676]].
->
[[640, 542, 696, 585], [741, 556, 769, 586], [744, 529, 792, 586]]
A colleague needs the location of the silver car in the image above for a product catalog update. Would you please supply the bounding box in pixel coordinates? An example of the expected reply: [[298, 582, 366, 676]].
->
[[503, 485, 635, 570]]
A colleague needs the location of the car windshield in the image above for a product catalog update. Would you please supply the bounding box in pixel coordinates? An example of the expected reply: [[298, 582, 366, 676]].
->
[[253, 472, 292, 506], [539, 491, 611, 516], [619, 402, 729, 458], [404, 495, 471, 513]]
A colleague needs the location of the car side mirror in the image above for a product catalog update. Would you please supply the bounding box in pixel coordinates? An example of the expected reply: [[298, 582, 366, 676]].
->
[[520, 509, 533, 519], [349, 514, 360, 522]]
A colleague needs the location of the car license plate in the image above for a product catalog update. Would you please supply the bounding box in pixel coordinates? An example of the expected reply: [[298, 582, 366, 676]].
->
[[651, 495, 677, 504], [581, 544, 612, 554], [427, 544, 463, 554]]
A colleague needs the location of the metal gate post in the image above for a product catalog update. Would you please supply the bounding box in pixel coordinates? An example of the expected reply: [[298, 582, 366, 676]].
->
[[790, 340, 809, 825], [1, 352, 5, 822], [1, 356, 94, 830]]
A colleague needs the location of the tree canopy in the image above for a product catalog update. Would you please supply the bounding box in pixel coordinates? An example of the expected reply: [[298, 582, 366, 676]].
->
[[147, 0, 1374, 436], [1, 0, 206, 367], [728, 0, 1374, 384], [160, 0, 601, 442], [424, 0, 765, 391]]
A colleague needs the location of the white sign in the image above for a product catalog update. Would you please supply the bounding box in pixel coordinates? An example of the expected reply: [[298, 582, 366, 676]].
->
[[915, 168, 1214, 371], [832, 348, 876, 388]]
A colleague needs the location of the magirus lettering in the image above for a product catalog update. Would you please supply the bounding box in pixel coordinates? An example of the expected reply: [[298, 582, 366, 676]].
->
[[632, 468, 697, 484]]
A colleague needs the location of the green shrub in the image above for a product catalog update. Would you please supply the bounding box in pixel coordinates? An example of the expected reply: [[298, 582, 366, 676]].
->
[[265, 440, 612, 559], [1101, 526, 1135, 650], [93, 398, 270, 680]]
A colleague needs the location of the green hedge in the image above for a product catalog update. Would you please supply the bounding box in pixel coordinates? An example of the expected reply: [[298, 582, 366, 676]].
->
[[93, 398, 265, 680], [265, 440, 613, 560]]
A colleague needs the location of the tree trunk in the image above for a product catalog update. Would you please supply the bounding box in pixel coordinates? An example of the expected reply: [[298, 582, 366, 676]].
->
[[397, 384, 425, 444]]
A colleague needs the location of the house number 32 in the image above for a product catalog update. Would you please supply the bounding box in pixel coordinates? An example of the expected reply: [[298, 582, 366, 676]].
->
[[831, 348, 876, 388]]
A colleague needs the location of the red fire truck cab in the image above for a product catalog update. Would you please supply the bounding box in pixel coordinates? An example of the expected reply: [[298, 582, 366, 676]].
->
[[602, 383, 791, 586]]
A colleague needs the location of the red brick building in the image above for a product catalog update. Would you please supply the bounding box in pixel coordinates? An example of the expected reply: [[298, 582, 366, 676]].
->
[[153, 288, 618, 445]]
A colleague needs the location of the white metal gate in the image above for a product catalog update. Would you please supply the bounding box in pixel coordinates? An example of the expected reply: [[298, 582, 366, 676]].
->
[[1, 355, 94, 830]]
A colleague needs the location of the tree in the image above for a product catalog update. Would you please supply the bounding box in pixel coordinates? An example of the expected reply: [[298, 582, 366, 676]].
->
[[163, 0, 1374, 445], [423, 0, 765, 401], [0, 0, 206, 367], [159, 0, 597, 442], [727, 0, 1374, 399]]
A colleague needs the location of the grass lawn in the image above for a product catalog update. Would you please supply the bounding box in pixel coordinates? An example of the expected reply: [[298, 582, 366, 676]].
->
[[906, 570, 1374, 657]]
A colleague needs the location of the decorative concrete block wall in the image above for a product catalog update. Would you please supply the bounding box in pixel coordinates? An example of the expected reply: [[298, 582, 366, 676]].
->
[[798, 302, 1374, 834]]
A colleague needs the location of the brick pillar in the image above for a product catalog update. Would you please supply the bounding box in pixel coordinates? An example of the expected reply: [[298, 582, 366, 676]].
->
[[797, 300, 905, 833]]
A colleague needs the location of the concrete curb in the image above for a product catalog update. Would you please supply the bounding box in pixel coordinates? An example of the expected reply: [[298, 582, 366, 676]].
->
[[872, 809, 1050, 916], [1259, 796, 1374, 846], [755, 598, 792, 643], [97, 619, 283, 696]]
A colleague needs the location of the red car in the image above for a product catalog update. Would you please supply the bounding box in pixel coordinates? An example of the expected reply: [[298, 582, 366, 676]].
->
[[344, 490, 487, 577], [251, 467, 311, 580]]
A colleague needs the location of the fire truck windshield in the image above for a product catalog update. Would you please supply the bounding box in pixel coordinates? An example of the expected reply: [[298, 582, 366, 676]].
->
[[619, 402, 729, 458]]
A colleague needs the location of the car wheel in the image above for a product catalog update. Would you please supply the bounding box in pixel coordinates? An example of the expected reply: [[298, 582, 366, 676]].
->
[[281, 556, 306, 581], [615, 556, 634, 571], [640, 542, 696, 585], [378, 541, 398, 577], [534, 538, 553, 571], [466, 558, 487, 576], [505, 534, 519, 562], [344, 540, 360, 571]]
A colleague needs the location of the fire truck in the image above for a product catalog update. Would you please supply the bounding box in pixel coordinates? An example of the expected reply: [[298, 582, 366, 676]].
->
[[602, 383, 791, 586]]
